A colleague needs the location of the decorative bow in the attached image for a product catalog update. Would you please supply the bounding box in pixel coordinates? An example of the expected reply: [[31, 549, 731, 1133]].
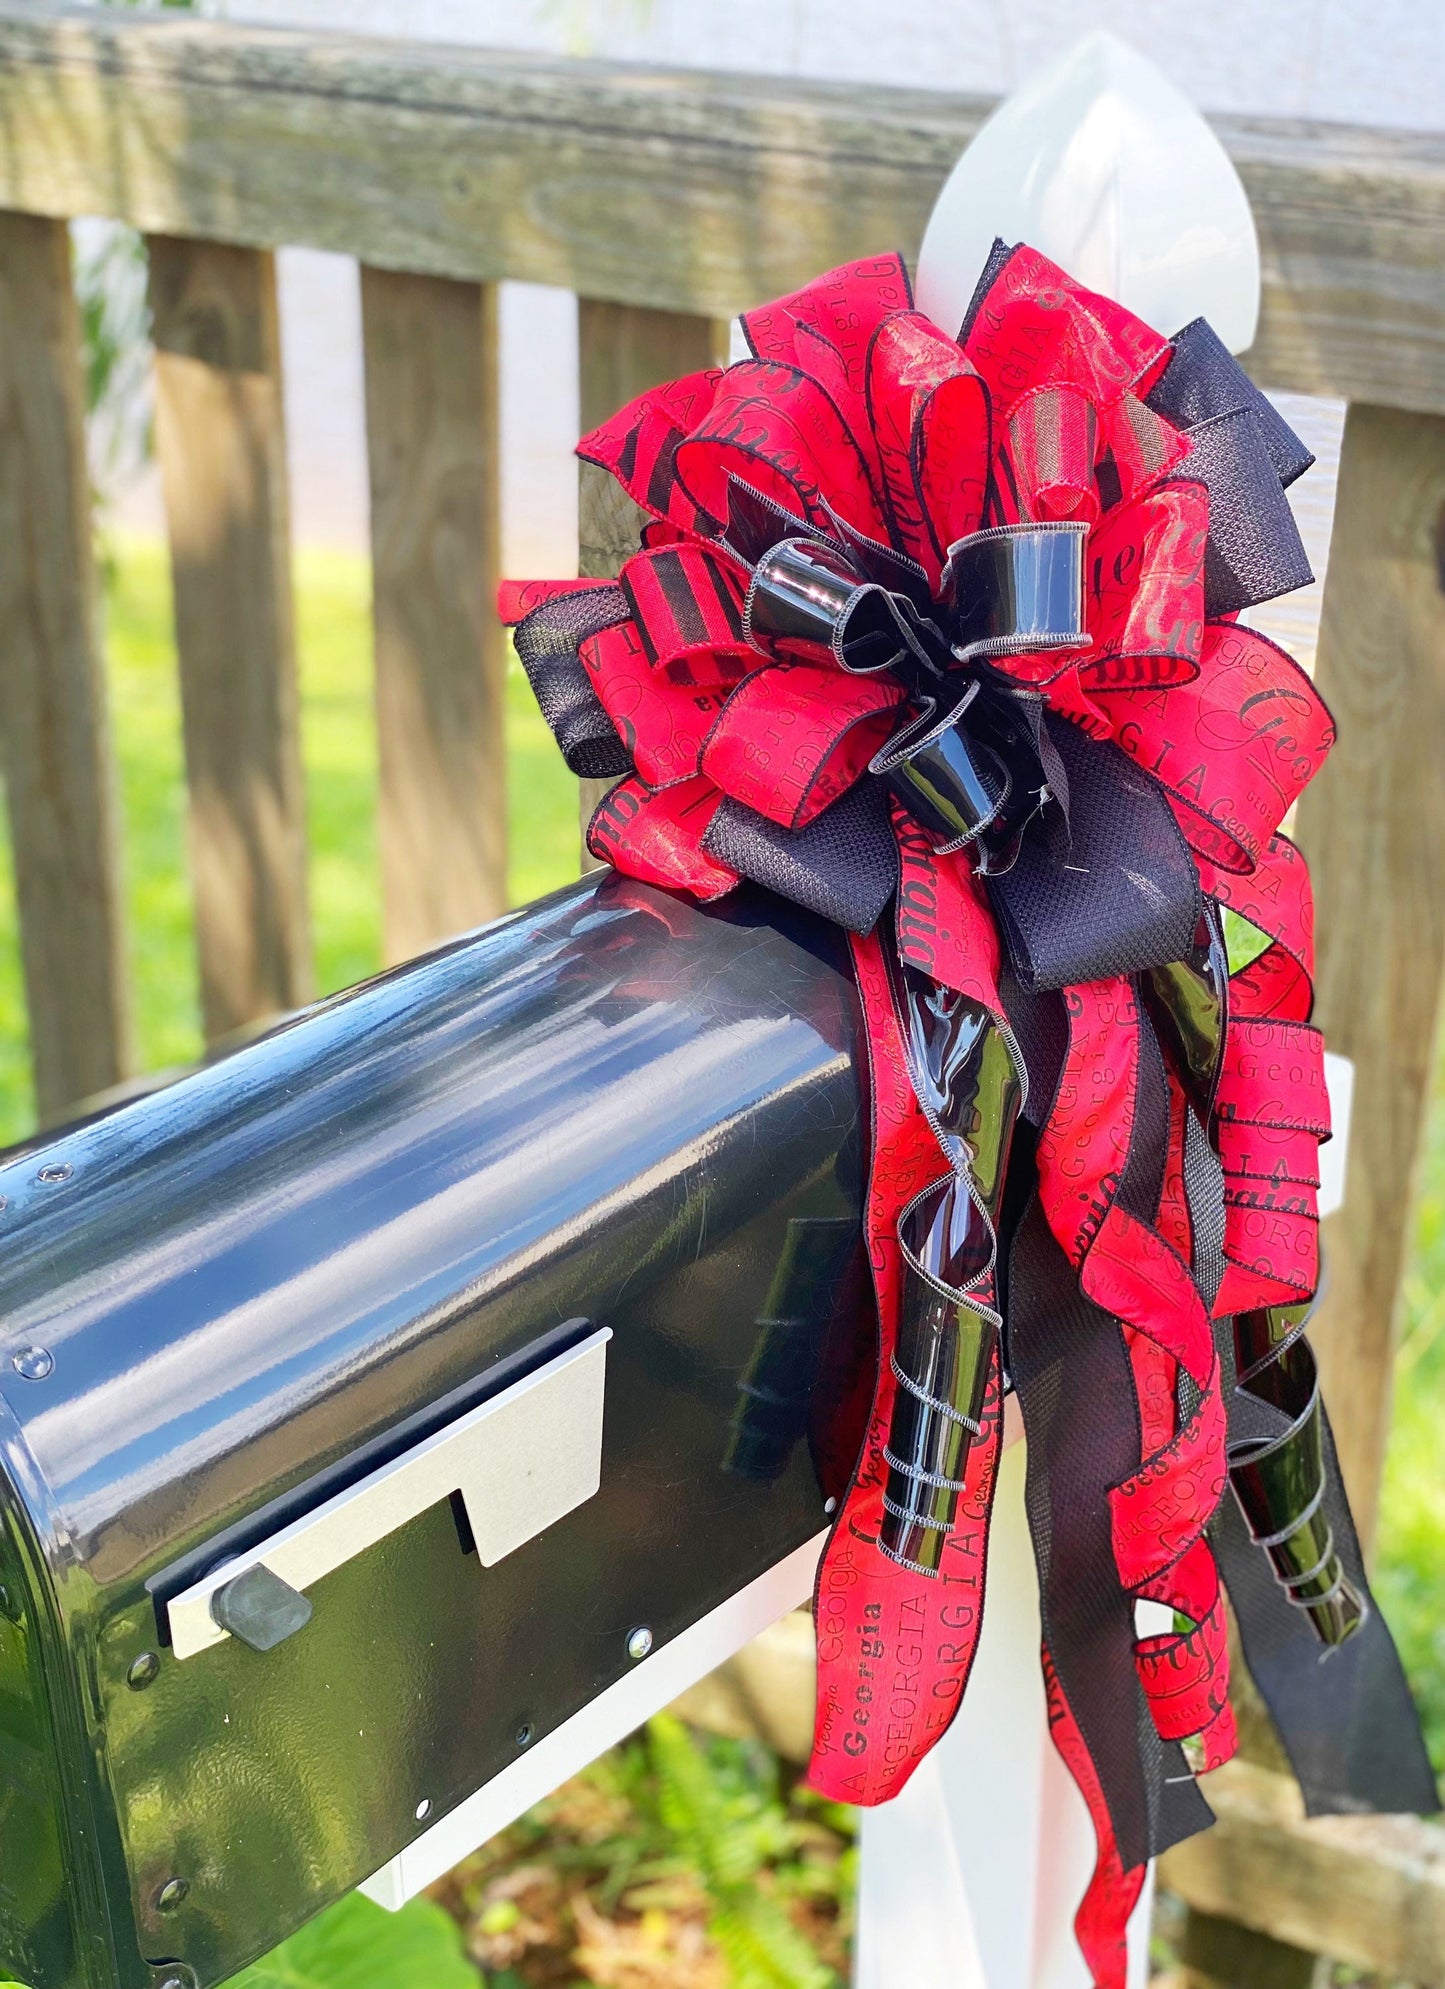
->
[[501, 243, 1434, 1989]]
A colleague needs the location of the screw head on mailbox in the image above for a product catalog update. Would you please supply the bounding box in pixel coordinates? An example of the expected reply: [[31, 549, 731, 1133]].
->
[[0, 879, 861, 1989]]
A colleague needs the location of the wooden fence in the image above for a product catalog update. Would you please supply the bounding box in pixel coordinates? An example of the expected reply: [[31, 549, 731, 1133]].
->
[[0, 7, 1442, 1982]]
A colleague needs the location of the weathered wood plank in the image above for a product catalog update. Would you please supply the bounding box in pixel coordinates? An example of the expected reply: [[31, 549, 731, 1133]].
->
[[361, 267, 506, 961], [0, 7, 1442, 413], [1293, 405, 1445, 1544], [1170, 1910, 1326, 1989], [1161, 1759, 1445, 1986], [148, 234, 311, 1041], [0, 208, 131, 1122], [576, 300, 726, 866]]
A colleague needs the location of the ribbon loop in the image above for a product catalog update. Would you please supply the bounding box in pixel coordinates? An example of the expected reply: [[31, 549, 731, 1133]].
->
[[870, 687, 1015, 858], [943, 520, 1090, 663], [510, 584, 634, 779], [744, 535, 938, 674]]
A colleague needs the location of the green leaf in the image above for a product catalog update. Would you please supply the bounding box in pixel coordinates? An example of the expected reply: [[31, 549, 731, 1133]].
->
[[1221, 906, 1272, 974], [225, 1891, 481, 1989]]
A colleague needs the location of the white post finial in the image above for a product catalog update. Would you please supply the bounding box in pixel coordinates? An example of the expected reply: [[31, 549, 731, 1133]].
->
[[916, 30, 1261, 356]]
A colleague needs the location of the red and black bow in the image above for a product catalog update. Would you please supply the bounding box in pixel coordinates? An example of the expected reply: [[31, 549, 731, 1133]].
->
[[501, 242, 1434, 1988]]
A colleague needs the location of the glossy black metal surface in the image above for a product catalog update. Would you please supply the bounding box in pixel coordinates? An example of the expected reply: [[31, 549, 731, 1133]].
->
[[0, 876, 864, 1989]]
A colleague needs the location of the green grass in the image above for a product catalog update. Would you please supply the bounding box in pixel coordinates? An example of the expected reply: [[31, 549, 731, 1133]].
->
[[0, 537, 579, 1145], [1375, 1088, 1445, 1774]]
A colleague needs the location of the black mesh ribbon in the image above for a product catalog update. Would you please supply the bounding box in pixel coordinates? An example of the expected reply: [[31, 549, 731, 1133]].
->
[[512, 586, 634, 779]]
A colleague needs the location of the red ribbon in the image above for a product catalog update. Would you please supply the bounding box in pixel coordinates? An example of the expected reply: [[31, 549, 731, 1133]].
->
[[502, 244, 1335, 1989]]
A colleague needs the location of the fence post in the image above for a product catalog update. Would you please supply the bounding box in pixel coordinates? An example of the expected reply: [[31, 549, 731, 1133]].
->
[[575, 300, 728, 866], [1293, 403, 1445, 1546], [0, 210, 132, 1124], [361, 268, 507, 964], [1171, 403, 1445, 1989], [148, 236, 312, 1042]]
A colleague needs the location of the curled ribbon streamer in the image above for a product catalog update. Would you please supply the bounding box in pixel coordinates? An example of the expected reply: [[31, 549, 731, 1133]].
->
[[501, 241, 1435, 1988]]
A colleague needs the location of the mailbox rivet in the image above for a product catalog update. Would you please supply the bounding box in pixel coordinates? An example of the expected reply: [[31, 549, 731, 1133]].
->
[[823, 1497, 838, 1515], [627, 1625, 654, 1662], [127, 1651, 161, 1691], [514, 1721, 535, 1748], [415, 1798, 432, 1821], [155, 1877, 189, 1913], [11, 1346, 53, 1381], [155, 1970, 196, 1989], [36, 1162, 72, 1185]]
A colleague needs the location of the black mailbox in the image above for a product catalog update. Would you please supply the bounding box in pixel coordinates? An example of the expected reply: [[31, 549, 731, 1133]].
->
[[0, 877, 865, 1989]]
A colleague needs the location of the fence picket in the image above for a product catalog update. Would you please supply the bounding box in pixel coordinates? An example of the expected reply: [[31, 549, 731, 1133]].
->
[[0, 209, 131, 1123], [576, 301, 728, 865], [361, 268, 507, 962], [148, 235, 312, 1041], [1294, 403, 1445, 1546]]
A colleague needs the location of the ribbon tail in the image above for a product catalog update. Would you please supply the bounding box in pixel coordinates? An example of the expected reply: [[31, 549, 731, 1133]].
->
[[1216, 1380, 1438, 1817], [808, 929, 1005, 1805], [1043, 1646, 1150, 1989], [1008, 1193, 1215, 1860]]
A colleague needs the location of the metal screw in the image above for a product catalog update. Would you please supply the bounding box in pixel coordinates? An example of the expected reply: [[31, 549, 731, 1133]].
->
[[127, 1651, 161, 1691], [823, 1497, 838, 1516], [36, 1162, 72, 1186], [626, 1625, 654, 1662], [155, 1876, 189, 1913], [514, 1721, 535, 1748], [155, 1970, 196, 1989], [11, 1346, 53, 1381], [415, 1798, 432, 1821]]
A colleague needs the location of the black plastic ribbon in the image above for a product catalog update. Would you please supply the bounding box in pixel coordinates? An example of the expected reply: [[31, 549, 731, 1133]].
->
[[1228, 1305, 1366, 1644], [743, 536, 943, 675], [878, 970, 1020, 1574]]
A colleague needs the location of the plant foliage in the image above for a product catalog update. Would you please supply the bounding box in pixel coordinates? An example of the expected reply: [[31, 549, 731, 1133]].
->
[[227, 1892, 479, 1989], [429, 1716, 855, 1987]]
